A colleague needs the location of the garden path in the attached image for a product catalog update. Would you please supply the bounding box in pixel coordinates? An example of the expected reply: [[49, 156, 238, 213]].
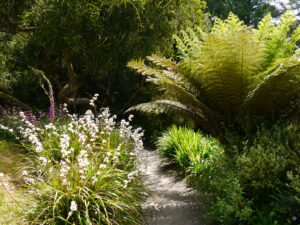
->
[[138, 148, 206, 225]]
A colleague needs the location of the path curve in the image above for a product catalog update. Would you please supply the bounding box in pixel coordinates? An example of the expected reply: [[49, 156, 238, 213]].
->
[[138, 148, 206, 225]]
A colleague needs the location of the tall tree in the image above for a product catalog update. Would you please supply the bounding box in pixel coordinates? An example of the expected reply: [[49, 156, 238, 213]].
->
[[0, 0, 207, 110], [206, 0, 273, 25]]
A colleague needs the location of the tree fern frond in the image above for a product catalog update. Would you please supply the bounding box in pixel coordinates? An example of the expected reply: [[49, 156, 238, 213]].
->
[[146, 55, 176, 72], [291, 26, 300, 44], [127, 99, 220, 134], [162, 83, 222, 122], [149, 70, 196, 93], [127, 100, 192, 115], [253, 13, 274, 40], [212, 12, 245, 36], [173, 28, 203, 59], [129, 57, 197, 95], [127, 13, 300, 134], [127, 59, 160, 76], [254, 11, 298, 67], [173, 33, 189, 57], [241, 56, 300, 115]]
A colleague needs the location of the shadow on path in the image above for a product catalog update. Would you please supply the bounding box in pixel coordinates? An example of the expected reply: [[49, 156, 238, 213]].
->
[[138, 148, 206, 225]]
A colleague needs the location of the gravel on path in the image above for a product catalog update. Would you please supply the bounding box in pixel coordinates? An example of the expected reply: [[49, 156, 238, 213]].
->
[[138, 148, 206, 225]]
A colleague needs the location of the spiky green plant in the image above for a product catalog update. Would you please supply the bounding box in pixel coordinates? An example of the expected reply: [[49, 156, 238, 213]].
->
[[128, 12, 300, 135], [156, 126, 223, 170]]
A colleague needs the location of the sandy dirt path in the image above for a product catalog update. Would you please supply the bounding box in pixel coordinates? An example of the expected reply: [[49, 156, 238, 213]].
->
[[138, 148, 206, 225]]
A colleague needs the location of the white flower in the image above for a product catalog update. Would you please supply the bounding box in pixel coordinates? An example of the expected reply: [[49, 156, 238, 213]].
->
[[78, 150, 89, 180], [99, 164, 106, 169], [39, 157, 48, 166], [70, 201, 77, 211], [103, 157, 109, 163], [92, 176, 98, 184], [128, 114, 134, 121], [26, 178, 35, 184], [0, 173, 4, 177], [22, 170, 28, 176], [124, 179, 129, 188]]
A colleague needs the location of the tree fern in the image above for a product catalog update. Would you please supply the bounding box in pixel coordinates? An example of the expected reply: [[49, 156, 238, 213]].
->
[[128, 12, 300, 135], [254, 11, 300, 67]]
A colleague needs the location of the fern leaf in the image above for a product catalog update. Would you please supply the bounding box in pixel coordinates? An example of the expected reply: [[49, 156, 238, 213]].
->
[[146, 55, 176, 72], [127, 59, 160, 76], [241, 56, 300, 115]]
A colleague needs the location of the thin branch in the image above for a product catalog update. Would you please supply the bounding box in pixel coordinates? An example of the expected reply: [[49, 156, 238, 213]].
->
[[65, 98, 90, 105], [40, 46, 61, 70], [4, 0, 40, 32]]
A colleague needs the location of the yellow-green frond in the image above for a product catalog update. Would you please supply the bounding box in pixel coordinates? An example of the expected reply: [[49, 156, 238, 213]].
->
[[127, 59, 160, 76], [212, 12, 245, 36], [255, 11, 299, 66], [146, 55, 176, 72], [127, 100, 192, 115]]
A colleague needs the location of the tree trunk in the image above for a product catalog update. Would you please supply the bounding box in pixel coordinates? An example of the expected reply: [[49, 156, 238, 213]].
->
[[0, 91, 32, 111]]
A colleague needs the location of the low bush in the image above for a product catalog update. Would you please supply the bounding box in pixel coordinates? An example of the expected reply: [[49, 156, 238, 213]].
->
[[157, 126, 252, 224], [236, 121, 300, 223], [237, 122, 299, 201], [156, 121, 300, 224], [0, 97, 145, 224]]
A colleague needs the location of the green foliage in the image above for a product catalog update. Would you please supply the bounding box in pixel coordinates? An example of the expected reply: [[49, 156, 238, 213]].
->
[[0, 32, 48, 108], [0, 141, 27, 225], [155, 119, 300, 224], [1, 106, 146, 224], [156, 126, 223, 171], [205, 0, 273, 26], [128, 12, 300, 135], [287, 169, 300, 205], [236, 122, 299, 199], [209, 177, 253, 224], [248, 209, 280, 225], [156, 126, 254, 224], [0, 0, 208, 110]]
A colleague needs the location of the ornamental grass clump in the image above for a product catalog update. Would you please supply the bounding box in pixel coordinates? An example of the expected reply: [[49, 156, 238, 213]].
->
[[157, 126, 223, 175], [1, 94, 145, 224]]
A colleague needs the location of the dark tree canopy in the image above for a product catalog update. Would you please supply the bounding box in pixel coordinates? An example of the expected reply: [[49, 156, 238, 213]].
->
[[206, 0, 273, 25], [0, 0, 207, 110]]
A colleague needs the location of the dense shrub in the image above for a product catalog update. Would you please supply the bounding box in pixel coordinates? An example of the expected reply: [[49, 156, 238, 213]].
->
[[156, 126, 252, 224], [237, 122, 299, 200], [156, 122, 300, 224], [0, 96, 145, 224], [236, 121, 300, 222]]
